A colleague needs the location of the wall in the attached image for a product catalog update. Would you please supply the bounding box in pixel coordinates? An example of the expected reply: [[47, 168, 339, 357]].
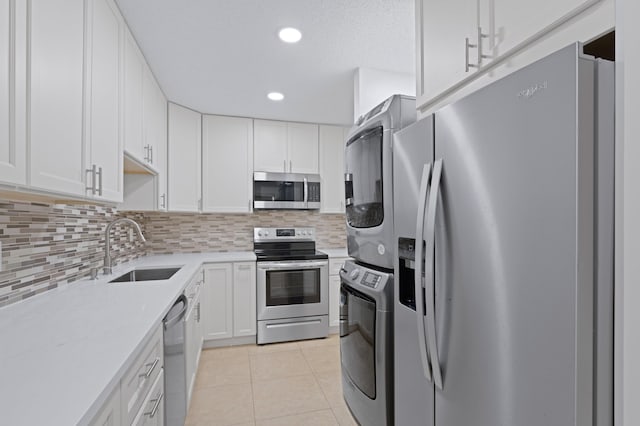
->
[[354, 67, 415, 121], [616, 0, 640, 424], [0, 201, 146, 307], [124, 210, 346, 253]]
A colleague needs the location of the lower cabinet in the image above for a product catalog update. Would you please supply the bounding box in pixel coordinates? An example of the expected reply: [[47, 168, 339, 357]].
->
[[202, 262, 256, 344], [131, 370, 164, 426], [89, 324, 164, 426], [329, 256, 351, 330], [89, 386, 121, 426], [185, 271, 203, 404]]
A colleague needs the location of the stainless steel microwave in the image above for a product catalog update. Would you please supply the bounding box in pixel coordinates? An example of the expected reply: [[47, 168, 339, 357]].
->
[[253, 172, 321, 210]]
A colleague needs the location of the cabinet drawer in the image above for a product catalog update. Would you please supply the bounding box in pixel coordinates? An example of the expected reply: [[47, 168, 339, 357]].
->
[[131, 369, 164, 426], [329, 258, 350, 276], [121, 325, 163, 426]]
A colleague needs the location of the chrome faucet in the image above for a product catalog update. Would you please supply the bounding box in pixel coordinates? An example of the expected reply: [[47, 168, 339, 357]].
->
[[103, 218, 146, 275]]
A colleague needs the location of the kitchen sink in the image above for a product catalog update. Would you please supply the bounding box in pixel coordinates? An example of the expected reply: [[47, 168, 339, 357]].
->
[[109, 267, 182, 283]]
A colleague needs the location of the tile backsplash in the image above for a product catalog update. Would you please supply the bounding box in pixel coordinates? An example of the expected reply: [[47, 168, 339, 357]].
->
[[0, 201, 146, 307], [0, 200, 346, 307], [127, 210, 346, 254]]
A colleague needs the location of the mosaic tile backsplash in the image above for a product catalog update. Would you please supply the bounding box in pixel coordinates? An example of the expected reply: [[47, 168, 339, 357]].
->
[[0, 200, 346, 307]]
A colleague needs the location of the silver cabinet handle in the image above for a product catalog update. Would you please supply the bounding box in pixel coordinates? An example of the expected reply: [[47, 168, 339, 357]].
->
[[424, 159, 443, 390], [139, 357, 159, 379], [144, 392, 164, 418], [283, 159, 286, 172], [144, 144, 149, 162], [477, 27, 490, 66], [196, 302, 201, 322], [160, 193, 166, 209], [97, 166, 103, 196], [414, 162, 433, 382], [86, 165, 97, 195], [465, 37, 478, 72], [149, 145, 153, 164]]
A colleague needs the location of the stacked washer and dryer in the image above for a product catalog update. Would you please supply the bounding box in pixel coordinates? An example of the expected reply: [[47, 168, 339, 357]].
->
[[339, 95, 415, 426]]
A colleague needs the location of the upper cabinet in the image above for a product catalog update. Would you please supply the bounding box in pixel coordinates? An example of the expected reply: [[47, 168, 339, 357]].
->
[[202, 115, 253, 213], [85, 0, 124, 203], [416, 0, 614, 112], [168, 102, 201, 212], [123, 32, 144, 161], [254, 119, 319, 174], [0, 0, 26, 185], [28, 0, 87, 197], [319, 125, 347, 213]]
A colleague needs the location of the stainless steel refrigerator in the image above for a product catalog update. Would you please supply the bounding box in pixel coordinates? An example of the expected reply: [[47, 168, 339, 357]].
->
[[393, 43, 614, 426]]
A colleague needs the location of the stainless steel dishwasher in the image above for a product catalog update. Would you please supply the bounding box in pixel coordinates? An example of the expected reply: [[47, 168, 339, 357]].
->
[[163, 294, 188, 426]]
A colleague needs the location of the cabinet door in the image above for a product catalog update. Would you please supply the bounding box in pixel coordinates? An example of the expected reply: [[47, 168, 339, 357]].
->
[[142, 66, 158, 167], [86, 0, 122, 202], [29, 0, 86, 196], [0, 0, 26, 185], [417, 0, 476, 108], [287, 122, 318, 174], [89, 386, 121, 426], [123, 31, 144, 160], [202, 115, 253, 212], [202, 263, 233, 340], [233, 262, 256, 337], [154, 85, 168, 210], [168, 102, 201, 212], [131, 370, 164, 426], [492, 0, 594, 58], [253, 119, 287, 173], [319, 125, 346, 213], [329, 275, 341, 328]]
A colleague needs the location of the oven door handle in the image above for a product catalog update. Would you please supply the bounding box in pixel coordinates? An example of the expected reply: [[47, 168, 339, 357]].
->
[[257, 261, 327, 270]]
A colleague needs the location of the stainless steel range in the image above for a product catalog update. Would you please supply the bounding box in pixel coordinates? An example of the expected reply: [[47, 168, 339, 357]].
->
[[254, 227, 329, 344]]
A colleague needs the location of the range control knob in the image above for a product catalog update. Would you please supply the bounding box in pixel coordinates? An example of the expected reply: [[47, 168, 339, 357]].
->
[[349, 268, 360, 280], [258, 231, 263, 237], [264, 231, 270, 236]]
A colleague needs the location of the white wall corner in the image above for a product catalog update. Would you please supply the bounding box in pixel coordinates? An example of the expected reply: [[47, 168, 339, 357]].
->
[[353, 67, 416, 122]]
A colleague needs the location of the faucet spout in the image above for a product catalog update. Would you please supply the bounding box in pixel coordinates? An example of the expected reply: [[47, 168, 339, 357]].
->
[[103, 218, 146, 275]]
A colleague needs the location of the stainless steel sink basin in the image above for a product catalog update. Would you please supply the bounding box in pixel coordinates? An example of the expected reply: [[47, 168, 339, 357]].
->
[[109, 267, 181, 283]]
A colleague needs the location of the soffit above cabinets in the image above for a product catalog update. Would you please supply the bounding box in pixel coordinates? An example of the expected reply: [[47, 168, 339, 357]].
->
[[115, 0, 415, 126]]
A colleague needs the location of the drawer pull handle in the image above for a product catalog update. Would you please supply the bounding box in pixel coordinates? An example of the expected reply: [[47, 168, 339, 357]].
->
[[139, 358, 159, 379], [145, 392, 164, 418]]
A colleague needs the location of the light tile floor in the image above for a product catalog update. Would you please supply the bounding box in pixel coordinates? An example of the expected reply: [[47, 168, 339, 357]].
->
[[185, 334, 358, 426]]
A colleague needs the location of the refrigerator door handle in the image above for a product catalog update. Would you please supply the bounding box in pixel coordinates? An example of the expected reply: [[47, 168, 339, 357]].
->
[[414, 162, 433, 382], [425, 159, 444, 390]]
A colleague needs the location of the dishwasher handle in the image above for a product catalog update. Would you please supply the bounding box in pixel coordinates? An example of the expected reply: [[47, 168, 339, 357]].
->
[[164, 294, 188, 329]]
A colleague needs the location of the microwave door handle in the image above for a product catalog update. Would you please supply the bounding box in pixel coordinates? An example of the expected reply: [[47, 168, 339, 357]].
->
[[303, 177, 308, 207], [415, 162, 433, 382]]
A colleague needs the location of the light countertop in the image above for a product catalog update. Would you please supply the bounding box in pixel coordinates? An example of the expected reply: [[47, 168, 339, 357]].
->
[[319, 247, 349, 258], [0, 252, 255, 426]]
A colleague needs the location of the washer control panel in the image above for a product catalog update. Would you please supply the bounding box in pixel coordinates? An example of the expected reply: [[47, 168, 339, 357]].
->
[[360, 271, 382, 289]]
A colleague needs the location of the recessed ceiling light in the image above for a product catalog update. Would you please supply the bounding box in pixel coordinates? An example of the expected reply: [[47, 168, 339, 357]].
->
[[278, 27, 302, 43], [267, 92, 284, 101]]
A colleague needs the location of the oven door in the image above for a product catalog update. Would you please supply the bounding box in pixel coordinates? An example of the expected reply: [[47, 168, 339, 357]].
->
[[257, 260, 328, 320]]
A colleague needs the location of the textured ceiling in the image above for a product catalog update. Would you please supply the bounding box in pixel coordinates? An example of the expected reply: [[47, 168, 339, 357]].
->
[[115, 0, 415, 125]]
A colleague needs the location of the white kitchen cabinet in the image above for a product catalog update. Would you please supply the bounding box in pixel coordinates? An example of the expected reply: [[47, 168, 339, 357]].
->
[[416, 0, 612, 111], [28, 0, 86, 196], [85, 0, 123, 203], [123, 31, 144, 162], [148, 74, 168, 210], [233, 262, 256, 337], [416, 0, 477, 110], [89, 386, 121, 426], [329, 256, 350, 330], [202, 263, 233, 341], [131, 370, 164, 426], [253, 119, 288, 173], [168, 102, 201, 212], [319, 125, 347, 213], [0, 0, 26, 185], [202, 115, 253, 213], [254, 119, 319, 174], [287, 122, 319, 174]]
